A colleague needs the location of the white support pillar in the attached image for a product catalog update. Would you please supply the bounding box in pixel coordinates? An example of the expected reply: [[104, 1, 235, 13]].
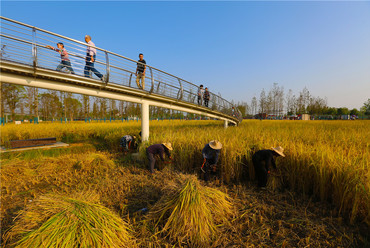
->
[[224, 120, 228, 129], [141, 101, 149, 142]]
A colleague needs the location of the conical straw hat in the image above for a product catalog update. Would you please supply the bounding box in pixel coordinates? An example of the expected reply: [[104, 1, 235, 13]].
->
[[162, 142, 173, 151], [271, 146, 285, 157], [209, 140, 222, 150]]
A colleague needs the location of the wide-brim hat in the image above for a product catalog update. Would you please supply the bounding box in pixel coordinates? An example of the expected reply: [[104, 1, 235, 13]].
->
[[162, 142, 173, 151], [209, 140, 222, 150], [271, 146, 285, 157]]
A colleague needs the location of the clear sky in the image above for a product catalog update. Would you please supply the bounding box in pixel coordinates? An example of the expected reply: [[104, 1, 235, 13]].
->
[[2, 1, 370, 110]]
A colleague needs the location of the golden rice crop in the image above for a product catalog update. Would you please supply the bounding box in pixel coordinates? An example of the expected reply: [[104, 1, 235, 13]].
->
[[0, 138, 367, 247], [146, 175, 232, 246], [3, 191, 135, 248], [1, 120, 369, 227]]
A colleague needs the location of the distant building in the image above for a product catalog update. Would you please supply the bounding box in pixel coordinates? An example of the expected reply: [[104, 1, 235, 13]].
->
[[301, 114, 310, 120]]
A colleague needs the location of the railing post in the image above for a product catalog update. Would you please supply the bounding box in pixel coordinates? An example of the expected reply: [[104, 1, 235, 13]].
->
[[224, 120, 228, 129], [177, 78, 183, 100], [104, 51, 110, 85], [129, 73, 133, 87], [149, 67, 154, 93], [156, 82, 161, 93], [32, 27, 37, 69]]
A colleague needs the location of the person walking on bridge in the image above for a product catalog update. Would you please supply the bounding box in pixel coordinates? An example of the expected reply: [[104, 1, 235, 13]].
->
[[252, 146, 285, 188], [135, 53, 146, 90], [204, 87, 210, 107], [197, 84, 204, 105], [84, 35, 104, 81], [46, 42, 75, 74], [146, 143, 173, 174]]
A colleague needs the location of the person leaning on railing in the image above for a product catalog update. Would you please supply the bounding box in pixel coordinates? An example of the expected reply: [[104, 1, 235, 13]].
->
[[84, 35, 104, 81], [46, 42, 75, 74]]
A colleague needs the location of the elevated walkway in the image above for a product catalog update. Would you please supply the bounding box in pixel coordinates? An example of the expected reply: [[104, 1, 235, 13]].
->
[[0, 16, 242, 141]]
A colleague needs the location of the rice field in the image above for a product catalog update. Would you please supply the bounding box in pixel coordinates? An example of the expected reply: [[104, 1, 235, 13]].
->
[[1, 120, 369, 247]]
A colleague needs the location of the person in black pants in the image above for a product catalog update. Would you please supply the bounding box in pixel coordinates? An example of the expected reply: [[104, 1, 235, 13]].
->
[[203, 87, 210, 107], [252, 146, 285, 187], [201, 140, 222, 181], [146, 143, 172, 173]]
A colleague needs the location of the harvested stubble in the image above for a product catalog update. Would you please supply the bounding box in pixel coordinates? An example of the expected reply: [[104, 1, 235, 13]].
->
[[3, 192, 135, 248], [146, 175, 232, 246]]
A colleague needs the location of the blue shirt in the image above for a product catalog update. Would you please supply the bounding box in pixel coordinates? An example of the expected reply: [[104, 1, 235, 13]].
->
[[202, 144, 220, 165]]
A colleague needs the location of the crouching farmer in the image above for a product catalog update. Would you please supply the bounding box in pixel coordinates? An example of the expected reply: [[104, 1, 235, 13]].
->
[[146, 143, 173, 174], [252, 146, 285, 188], [201, 140, 222, 181], [120, 135, 137, 153]]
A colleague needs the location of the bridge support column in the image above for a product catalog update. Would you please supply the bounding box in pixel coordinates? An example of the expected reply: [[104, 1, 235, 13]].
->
[[141, 101, 149, 142], [224, 120, 228, 129]]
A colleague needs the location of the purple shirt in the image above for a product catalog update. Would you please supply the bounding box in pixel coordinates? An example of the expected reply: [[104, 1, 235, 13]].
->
[[86, 40, 97, 56], [53, 48, 69, 61], [147, 144, 171, 161]]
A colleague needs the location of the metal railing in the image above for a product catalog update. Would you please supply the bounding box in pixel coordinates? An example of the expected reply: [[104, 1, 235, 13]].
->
[[0, 16, 242, 122]]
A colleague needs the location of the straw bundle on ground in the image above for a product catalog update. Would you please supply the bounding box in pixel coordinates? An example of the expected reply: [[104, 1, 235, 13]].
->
[[4, 192, 135, 248], [147, 175, 232, 246]]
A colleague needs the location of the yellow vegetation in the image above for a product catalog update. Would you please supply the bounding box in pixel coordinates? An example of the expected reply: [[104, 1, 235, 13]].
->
[[1, 119, 369, 244]]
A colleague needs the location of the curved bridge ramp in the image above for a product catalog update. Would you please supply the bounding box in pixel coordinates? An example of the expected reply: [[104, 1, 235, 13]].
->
[[0, 16, 242, 141]]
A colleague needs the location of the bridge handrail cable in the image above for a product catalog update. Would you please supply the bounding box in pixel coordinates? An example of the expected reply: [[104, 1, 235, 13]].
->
[[0, 16, 242, 122]]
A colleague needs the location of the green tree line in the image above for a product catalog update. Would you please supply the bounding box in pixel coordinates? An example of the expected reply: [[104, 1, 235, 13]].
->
[[235, 83, 369, 118]]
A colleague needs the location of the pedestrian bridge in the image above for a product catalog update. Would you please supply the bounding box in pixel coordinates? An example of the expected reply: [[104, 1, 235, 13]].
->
[[0, 16, 242, 141]]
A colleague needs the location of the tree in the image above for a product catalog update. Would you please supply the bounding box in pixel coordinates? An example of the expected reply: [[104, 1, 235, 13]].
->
[[306, 96, 327, 115], [350, 108, 359, 116], [325, 107, 337, 116], [236, 102, 247, 117], [259, 89, 266, 113], [82, 95, 90, 119], [65, 93, 81, 121], [2, 83, 25, 120], [40, 90, 61, 120], [251, 96, 258, 116], [361, 99, 370, 115], [337, 107, 349, 116], [286, 89, 295, 115], [296, 87, 310, 114]]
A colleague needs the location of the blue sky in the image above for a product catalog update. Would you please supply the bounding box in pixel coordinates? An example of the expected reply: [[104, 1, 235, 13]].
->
[[2, 1, 370, 109]]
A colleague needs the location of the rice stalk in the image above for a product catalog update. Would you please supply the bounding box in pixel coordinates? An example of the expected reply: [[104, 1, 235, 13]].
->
[[3, 191, 136, 248], [147, 175, 232, 246]]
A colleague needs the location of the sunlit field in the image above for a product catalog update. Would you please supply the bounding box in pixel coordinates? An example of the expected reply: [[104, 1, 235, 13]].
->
[[1, 120, 369, 247]]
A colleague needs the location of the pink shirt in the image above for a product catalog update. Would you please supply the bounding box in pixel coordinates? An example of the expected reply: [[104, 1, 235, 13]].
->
[[54, 48, 69, 61], [86, 40, 97, 56]]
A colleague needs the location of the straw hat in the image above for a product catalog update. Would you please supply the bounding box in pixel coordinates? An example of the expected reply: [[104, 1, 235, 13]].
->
[[209, 140, 222, 150], [271, 146, 285, 157], [162, 142, 173, 151]]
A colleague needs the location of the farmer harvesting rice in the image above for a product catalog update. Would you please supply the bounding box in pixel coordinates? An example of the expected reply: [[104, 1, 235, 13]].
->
[[146, 143, 173, 174], [201, 140, 222, 181], [252, 146, 285, 188], [120, 135, 137, 153], [120, 132, 141, 153]]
